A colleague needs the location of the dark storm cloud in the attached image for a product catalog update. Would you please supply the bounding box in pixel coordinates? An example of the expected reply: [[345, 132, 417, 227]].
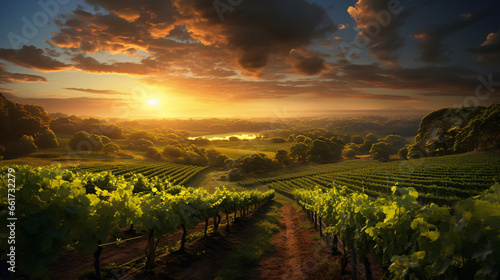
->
[[412, 11, 488, 63], [173, 0, 337, 72], [288, 50, 327, 75]]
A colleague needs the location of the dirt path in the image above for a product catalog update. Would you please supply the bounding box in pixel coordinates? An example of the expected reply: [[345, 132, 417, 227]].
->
[[258, 204, 384, 280], [258, 204, 334, 280]]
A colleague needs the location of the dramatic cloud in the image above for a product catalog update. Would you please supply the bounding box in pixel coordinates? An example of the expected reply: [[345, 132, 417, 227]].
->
[[48, 0, 336, 77], [64, 87, 130, 95], [70, 54, 155, 75], [0, 44, 159, 76], [467, 29, 500, 65], [1, 0, 497, 113], [0, 63, 47, 84], [0, 45, 70, 72], [412, 11, 487, 63], [348, 0, 409, 64], [288, 49, 327, 75], [84, 0, 179, 36], [173, 0, 336, 72]]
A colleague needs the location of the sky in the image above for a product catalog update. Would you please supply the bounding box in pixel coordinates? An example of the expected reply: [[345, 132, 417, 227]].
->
[[0, 0, 499, 118]]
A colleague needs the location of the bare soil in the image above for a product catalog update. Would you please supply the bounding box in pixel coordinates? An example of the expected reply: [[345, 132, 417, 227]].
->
[[257, 205, 384, 280]]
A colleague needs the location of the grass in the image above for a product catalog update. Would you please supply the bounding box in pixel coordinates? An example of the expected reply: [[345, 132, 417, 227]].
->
[[188, 132, 259, 139], [3, 133, 144, 166], [207, 140, 293, 160], [213, 198, 284, 280]]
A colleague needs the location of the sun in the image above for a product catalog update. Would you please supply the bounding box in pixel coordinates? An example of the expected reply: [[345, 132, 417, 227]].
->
[[146, 99, 160, 107]]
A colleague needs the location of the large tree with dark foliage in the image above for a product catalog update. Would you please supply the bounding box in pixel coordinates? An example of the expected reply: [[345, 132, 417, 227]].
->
[[407, 103, 499, 158], [0, 93, 58, 158]]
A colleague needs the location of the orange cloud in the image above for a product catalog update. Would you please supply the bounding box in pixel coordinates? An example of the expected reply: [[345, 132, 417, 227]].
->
[[338, 24, 348, 30], [0, 62, 47, 84], [64, 88, 130, 95], [468, 29, 500, 65]]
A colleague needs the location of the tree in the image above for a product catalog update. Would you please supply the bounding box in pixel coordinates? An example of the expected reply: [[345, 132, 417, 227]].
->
[[145, 147, 161, 160], [192, 137, 211, 146], [398, 147, 408, 160], [345, 143, 360, 153], [351, 135, 364, 144], [271, 137, 287, 143], [12, 117, 47, 139], [136, 138, 154, 151], [369, 142, 396, 161], [68, 131, 103, 153], [102, 124, 123, 139], [228, 136, 240, 141], [328, 141, 343, 160], [162, 145, 184, 159], [295, 135, 307, 143], [89, 134, 103, 153], [212, 154, 229, 168], [382, 134, 407, 150], [69, 131, 92, 153], [359, 140, 374, 154], [275, 149, 291, 166], [34, 129, 59, 149], [290, 143, 309, 162], [23, 104, 50, 123], [365, 133, 378, 143], [104, 142, 120, 156], [6, 135, 38, 158], [343, 148, 357, 159], [100, 136, 111, 145], [309, 139, 331, 161], [129, 130, 157, 143], [239, 154, 275, 174]]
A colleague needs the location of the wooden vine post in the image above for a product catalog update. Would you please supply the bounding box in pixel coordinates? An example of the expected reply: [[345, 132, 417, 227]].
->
[[146, 229, 155, 269]]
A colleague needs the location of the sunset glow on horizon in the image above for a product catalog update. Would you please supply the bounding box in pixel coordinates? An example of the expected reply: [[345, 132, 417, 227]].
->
[[0, 0, 499, 118]]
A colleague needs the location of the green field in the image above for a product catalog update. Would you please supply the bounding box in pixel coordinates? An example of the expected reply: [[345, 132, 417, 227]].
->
[[207, 140, 294, 160], [240, 152, 500, 205]]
